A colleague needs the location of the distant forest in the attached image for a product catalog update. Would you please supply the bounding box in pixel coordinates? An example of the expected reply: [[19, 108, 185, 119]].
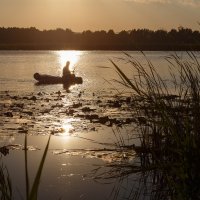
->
[[0, 27, 200, 50]]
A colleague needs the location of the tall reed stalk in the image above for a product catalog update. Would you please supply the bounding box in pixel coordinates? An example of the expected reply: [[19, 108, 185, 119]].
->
[[26, 134, 51, 200], [100, 52, 200, 199], [0, 134, 51, 200], [0, 160, 12, 200]]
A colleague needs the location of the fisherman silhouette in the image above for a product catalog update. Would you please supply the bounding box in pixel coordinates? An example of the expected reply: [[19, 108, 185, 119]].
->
[[62, 61, 71, 79]]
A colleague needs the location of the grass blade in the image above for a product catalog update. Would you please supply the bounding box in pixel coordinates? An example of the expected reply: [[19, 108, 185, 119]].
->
[[29, 135, 51, 200], [110, 59, 143, 95], [24, 134, 29, 200]]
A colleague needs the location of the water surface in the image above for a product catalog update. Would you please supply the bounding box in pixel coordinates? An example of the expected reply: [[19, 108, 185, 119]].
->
[[0, 50, 198, 199]]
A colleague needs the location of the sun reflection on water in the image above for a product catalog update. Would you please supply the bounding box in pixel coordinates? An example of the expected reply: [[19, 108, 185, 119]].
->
[[61, 122, 73, 137], [57, 50, 82, 71], [54, 118, 75, 140]]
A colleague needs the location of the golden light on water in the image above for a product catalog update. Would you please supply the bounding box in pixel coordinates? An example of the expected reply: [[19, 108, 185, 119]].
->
[[55, 118, 78, 140], [61, 121, 74, 137], [57, 51, 82, 72]]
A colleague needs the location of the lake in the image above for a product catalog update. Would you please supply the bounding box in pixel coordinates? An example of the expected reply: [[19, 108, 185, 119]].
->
[[0, 50, 199, 200]]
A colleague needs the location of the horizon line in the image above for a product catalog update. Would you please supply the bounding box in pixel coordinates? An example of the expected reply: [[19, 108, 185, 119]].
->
[[1, 26, 199, 33]]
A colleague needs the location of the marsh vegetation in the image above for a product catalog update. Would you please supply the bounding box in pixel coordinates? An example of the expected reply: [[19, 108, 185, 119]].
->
[[92, 52, 200, 200]]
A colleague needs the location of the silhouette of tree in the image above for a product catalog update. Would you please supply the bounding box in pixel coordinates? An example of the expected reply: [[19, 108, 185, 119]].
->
[[0, 27, 200, 50]]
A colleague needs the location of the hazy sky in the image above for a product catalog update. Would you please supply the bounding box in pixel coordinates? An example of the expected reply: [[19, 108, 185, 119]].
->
[[0, 0, 200, 31]]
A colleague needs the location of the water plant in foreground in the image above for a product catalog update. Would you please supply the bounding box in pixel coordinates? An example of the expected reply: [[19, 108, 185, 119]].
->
[[94, 52, 200, 200], [0, 134, 51, 200], [0, 158, 12, 200], [25, 134, 51, 200]]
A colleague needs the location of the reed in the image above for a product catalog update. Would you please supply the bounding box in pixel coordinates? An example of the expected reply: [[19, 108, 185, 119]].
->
[[0, 160, 12, 200], [26, 134, 51, 200], [96, 52, 200, 199], [0, 134, 51, 200]]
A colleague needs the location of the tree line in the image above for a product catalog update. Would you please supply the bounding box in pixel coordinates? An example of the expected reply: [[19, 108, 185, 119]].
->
[[0, 27, 200, 50]]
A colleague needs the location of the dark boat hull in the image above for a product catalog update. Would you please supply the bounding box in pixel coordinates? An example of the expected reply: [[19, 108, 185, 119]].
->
[[34, 73, 83, 85]]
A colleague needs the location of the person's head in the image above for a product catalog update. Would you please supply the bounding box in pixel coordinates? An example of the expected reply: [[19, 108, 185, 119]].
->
[[66, 61, 70, 67], [34, 73, 40, 79]]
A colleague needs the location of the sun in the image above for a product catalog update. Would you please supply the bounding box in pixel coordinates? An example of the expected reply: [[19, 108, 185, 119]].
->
[[57, 50, 82, 72]]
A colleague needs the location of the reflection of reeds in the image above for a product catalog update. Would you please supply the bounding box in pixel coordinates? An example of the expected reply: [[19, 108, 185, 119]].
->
[[95, 52, 200, 199]]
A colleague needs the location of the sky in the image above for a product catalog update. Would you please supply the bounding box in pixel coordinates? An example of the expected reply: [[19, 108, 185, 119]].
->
[[0, 0, 200, 32]]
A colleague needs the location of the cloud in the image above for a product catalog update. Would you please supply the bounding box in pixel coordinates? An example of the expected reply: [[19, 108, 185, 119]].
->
[[124, 0, 200, 7]]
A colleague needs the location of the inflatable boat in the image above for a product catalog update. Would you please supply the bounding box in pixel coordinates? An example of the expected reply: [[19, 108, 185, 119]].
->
[[34, 73, 83, 85]]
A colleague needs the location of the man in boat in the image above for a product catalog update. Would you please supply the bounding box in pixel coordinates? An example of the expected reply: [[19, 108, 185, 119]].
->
[[62, 61, 75, 82], [63, 61, 71, 77], [33, 61, 82, 84]]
